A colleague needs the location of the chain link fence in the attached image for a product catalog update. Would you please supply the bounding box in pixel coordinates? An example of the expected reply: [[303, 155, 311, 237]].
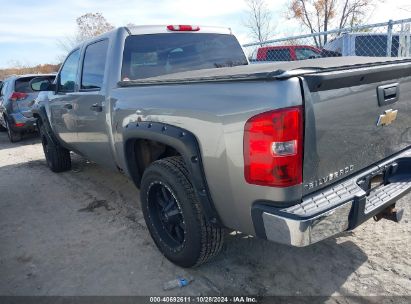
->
[[243, 18, 411, 62]]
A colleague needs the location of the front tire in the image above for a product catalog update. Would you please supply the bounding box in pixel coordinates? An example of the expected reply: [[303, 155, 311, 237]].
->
[[140, 156, 224, 267], [38, 120, 71, 172]]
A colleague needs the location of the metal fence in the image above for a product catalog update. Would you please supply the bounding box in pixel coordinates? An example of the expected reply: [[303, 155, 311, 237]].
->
[[243, 18, 411, 62]]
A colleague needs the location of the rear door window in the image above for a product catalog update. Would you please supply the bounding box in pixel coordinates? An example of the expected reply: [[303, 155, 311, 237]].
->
[[81, 39, 109, 90], [266, 49, 291, 61], [122, 33, 247, 80]]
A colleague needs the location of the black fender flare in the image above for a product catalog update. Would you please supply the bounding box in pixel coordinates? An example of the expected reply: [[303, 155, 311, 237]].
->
[[123, 121, 222, 226]]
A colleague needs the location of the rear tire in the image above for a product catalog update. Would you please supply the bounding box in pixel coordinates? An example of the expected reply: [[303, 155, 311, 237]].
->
[[38, 120, 71, 172], [140, 156, 224, 267], [5, 119, 22, 142]]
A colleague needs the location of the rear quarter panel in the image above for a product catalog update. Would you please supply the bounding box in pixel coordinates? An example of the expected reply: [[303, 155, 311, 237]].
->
[[110, 78, 303, 235]]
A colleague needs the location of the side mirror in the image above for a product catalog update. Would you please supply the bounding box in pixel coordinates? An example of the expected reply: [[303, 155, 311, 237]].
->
[[29, 77, 56, 92]]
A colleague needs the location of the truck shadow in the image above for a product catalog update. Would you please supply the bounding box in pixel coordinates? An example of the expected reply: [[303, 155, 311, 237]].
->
[[195, 232, 368, 296]]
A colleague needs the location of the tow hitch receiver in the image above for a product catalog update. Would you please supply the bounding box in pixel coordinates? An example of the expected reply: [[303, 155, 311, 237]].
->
[[373, 205, 404, 223]]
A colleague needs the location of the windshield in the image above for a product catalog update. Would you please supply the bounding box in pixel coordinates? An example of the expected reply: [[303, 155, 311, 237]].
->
[[121, 33, 248, 80]]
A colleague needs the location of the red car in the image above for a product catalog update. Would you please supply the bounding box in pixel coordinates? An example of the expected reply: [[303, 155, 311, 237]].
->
[[256, 45, 322, 61]]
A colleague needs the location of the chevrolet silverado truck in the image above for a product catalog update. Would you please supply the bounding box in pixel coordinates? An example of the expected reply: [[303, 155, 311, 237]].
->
[[31, 25, 411, 268]]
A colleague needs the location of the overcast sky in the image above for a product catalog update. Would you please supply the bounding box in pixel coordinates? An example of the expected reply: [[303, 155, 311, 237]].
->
[[0, 0, 410, 68]]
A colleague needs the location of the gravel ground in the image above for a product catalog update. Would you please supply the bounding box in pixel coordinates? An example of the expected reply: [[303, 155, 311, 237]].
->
[[0, 132, 410, 299]]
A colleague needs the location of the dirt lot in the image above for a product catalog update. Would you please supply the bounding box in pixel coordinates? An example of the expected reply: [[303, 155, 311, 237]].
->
[[0, 131, 410, 298]]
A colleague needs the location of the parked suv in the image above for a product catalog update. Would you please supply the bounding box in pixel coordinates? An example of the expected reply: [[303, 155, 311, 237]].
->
[[0, 74, 55, 142]]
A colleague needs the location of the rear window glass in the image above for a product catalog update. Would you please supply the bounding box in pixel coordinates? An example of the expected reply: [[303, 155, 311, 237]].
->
[[266, 49, 291, 61], [121, 33, 248, 80], [15, 76, 55, 93], [355, 35, 400, 57], [14, 77, 35, 93]]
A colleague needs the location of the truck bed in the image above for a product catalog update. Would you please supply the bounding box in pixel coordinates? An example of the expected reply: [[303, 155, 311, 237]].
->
[[118, 57, 411, 86]]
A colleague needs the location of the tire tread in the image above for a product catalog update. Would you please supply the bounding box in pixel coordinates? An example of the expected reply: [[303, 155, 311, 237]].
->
[[38, 120, 71, 172], [143, 156, 224, 267]]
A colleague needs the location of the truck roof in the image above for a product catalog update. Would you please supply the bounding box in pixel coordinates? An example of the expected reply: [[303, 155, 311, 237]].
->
[[126, 25, 232, 35], [119, 56, 411, 86]]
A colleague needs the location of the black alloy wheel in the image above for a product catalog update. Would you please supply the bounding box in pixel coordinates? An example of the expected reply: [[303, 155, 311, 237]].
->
[[147, 182, 186, 248]]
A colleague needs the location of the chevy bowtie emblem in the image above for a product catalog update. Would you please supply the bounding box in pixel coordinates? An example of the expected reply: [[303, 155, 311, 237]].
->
[[377, 109, 398, 126]]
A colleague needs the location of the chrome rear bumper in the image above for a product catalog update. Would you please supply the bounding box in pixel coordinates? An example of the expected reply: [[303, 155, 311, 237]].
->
[[262, 200, 353, 246], [252, 150, 411, 247]]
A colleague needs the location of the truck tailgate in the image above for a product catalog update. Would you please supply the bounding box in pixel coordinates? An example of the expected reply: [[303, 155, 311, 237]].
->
[[301, 61, 411, 195]]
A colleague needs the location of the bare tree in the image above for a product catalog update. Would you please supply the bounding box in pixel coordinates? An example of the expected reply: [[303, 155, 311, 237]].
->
[[57, 13, 114, 57], [76, 13, 114, 42], [399, 6, 411, 13], [244, 0, 276, 45], [337, 0, 375, 29], [57, 35, 80, 54], [288, 0, 376, 47]]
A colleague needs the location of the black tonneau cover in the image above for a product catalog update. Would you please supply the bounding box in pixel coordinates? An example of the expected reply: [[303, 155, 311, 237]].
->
[[118, 57, 411, 86]]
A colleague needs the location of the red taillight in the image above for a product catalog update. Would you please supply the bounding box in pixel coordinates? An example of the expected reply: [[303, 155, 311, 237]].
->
[[167, 25, 200, 31], [244, 106, 303, 187], [10, 92, 28, 101], [14, 122, 25, 127]]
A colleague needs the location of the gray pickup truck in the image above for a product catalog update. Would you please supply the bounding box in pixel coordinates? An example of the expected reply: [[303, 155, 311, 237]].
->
[[31, 25, 411, 268]]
